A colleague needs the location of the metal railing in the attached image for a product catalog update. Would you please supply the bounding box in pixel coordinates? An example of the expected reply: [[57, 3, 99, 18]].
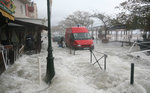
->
[[68, 46, 108, 70], [89, 49, 108, 70]]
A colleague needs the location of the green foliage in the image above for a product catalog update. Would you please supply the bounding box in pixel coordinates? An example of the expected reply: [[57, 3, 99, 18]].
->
[[117, 0, 150, 31]]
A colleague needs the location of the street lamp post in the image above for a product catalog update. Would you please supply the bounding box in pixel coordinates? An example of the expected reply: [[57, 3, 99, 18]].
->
[[46, 0, 55, 84]]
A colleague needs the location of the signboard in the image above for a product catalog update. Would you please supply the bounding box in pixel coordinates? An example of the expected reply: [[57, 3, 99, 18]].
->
[[0, 0, 16, 14]]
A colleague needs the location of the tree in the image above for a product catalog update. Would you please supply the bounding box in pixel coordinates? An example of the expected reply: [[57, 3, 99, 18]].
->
[[91, 13, 111, 39], [58, 11, 94, 28], [115, 12, 135, 30], [118, 0, 150, 39]]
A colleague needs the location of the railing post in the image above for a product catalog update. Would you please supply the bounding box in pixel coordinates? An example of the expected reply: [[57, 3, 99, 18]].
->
[[90, 48, 92, 63], [38, 57, 41, 85], [104, 54, 107, 70], [69, 46, 72, 54], [89, 49, 108, 71], [130, 63, 134, 85], [73, 48, 75, 55]]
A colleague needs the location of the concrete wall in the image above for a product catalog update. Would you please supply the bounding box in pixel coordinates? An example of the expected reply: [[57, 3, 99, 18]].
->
[[13, 0, 28, 18]]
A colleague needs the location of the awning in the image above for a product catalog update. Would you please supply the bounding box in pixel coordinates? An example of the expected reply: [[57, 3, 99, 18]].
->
[[0, 8, 15, 21], [10, 18, 48, 30]]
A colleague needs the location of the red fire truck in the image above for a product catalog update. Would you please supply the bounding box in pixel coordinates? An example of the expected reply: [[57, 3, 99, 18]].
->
[[65, 27, 94, 50]]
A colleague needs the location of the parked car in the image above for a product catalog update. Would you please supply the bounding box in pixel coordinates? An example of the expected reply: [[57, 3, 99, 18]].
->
[[52, 36, 61, 42]]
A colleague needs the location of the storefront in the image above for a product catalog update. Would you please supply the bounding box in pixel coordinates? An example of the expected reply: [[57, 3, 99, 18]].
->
[[0, 16, 47, 75], [0, 0, 16, 75], [0, 0, 47, 75], [9, 18, 47, 54]]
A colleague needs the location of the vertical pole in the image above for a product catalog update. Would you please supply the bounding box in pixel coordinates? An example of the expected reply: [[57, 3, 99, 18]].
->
[[46, 0, 55, 84], [90, 49, 92, 63], [70, 46, 72, 54], [69, 40, 72, 54], [92, 28, 93, 40], [104, 54, 107, 70], [73, 48, 75, 55], [38, 57, 41, 85], [96, 28, 98, 44], [115, 31, 117, 41], [121, 30, 122, 37], [130, 63, 134, 85]]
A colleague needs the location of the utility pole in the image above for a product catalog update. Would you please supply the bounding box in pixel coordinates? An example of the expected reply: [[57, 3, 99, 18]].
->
[[46, 0, 55, 84]]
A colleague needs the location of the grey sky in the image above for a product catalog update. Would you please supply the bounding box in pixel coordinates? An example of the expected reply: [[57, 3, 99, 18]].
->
[[34, 0, 126, 26]]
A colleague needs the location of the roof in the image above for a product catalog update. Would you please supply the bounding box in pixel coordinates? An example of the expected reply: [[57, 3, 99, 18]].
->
[[108, 25, 126, 30], [8, 23, 23, 27], [10, 17, 48, 30], [16, 17, 47, 26]]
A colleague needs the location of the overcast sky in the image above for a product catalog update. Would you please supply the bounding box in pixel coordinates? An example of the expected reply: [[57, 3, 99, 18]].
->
[[34, 0, 126, 26]]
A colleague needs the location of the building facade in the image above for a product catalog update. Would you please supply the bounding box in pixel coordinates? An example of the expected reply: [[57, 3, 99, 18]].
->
[[0, 0, 46, 75], [0, 0, 16, 75], [13, 0, 38, 18]]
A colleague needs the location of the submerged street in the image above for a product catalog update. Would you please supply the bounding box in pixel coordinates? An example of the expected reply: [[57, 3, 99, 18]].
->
[[0, 31, 150, 93], [0, 0, 150, 93]]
